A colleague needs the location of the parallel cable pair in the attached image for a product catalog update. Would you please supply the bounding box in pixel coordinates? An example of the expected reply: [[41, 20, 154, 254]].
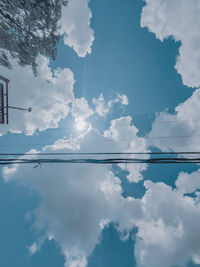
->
[[0, 151, 200, 165]]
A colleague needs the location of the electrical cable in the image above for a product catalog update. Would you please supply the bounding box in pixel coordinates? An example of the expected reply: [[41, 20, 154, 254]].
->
[[1, 151, 200, 156], [0, 155, 200, 165]]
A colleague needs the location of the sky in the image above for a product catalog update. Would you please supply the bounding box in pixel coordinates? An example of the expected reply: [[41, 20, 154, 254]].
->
[[1, 0, 200, 266]]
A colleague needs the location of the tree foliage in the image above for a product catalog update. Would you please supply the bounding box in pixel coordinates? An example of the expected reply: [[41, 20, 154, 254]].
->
[[0, 0, 68, 75]]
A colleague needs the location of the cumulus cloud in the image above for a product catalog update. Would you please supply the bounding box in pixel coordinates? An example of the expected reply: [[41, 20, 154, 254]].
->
[[4, 130, 200, 267], [135, 180, 200, 267], [0, 56, 74, 135], [3, 147, 122, 267], [92, 93, 129, 118], [3, 116, 147, 266], [60, 0, 94, 57], [147, 88, 200, 151], [4, 114, 200, 267], [176, 169, 200, 194], [104, 116, 148, 182], [141, 0, 200, 88]]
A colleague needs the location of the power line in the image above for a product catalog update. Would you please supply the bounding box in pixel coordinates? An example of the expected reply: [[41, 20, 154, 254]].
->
[[0, 157, 200, 165], [1, 151, 200, 156]]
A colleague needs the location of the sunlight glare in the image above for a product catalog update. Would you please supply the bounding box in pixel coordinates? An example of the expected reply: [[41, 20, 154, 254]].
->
[[76, 119, 86, 131]]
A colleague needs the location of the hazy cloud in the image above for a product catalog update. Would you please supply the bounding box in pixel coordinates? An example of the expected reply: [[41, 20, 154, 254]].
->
[[92, 93, 129, 118], [29, 242, 38, 255]]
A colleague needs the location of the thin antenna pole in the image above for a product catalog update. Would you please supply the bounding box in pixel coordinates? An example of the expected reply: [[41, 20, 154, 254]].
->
[[8, 106, 32, 112]]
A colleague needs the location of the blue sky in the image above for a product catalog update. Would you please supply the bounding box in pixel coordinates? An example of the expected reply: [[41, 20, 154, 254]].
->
[[1, 0, 200, 266]]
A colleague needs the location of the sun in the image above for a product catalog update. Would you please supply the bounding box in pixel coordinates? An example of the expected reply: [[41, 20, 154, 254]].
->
[[76, 119, 86, 131]]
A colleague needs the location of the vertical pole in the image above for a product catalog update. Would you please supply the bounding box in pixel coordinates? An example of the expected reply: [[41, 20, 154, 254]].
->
[[6, 81, 8, 124], [0, 83, 4, 124], [2, 84, 4, 124]]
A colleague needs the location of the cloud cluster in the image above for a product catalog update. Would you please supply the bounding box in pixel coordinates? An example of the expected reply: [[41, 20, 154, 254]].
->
[[4, 126, 200, 267], [135, 180, 200, 267], [134, 6, 200, 265], [61, 0, 94, 57], [141, 0, 200, 88], [3, 116, 148, 267], [3, 1, 200, 266], [0, 56, 74, 135]]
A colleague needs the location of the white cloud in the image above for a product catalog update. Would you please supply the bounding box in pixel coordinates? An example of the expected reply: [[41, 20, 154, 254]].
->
[[61, 0, 94, 57], [176, 169, 200, 194], [114, 93, 129, 106], [92, 93, 110, 117], [104, 116, 148, 182], [0, 56, 74, 135], [71, 97, 94, 120], [92, 93, 129, 118], [66, 256, 87, 267], [3, 116, 147, 266], [148, 88, 200, 151], [141, 0, 200, 88], [71, 97, 93, 133], [29, 242, 38, 255], [135, 180, 200, 267]]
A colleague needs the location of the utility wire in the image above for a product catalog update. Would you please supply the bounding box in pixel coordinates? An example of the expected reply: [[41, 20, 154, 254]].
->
[[0, 156, 200, 165], [1, 151, 200, 156]]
